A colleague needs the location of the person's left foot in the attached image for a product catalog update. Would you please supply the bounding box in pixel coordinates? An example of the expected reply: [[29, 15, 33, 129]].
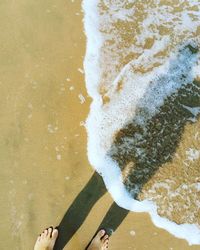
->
[[34, 226, 58, 250]]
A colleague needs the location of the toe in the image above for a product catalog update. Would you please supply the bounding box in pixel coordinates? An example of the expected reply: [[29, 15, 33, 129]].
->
[[47, 227, 53, 237], [102, 234, 109, 243], [105, 239, 109, 249], [52, 229, 58, 239], [44, 229, 48, 236], [105, 238, 109, 244], [41, 230, 48, 238], [37, 235, 41, 242], [97, 229, 105, 238]]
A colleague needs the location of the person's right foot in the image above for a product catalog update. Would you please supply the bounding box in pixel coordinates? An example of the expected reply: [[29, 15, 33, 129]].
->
[[87, 229, 109, 250]]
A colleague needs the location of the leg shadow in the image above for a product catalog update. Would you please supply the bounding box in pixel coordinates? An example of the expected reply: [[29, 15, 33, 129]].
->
[[85, 202, 129, 250], [54, 172, 107, 250], [97, 202, 129, 235], [54, 172, 129, 250]]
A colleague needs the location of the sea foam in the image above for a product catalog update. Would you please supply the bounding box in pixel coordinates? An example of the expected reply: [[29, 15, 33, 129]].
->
[[82, 0, 200, 245]]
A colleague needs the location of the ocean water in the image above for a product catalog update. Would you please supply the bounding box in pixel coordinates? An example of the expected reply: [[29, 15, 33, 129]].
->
[[82, 0, 200, 245]]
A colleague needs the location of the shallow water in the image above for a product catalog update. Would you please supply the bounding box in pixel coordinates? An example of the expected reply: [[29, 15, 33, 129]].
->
[[83, 0, 200, 244]]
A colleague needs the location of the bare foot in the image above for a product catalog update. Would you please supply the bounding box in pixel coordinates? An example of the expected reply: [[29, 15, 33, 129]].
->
[[87, 229, 109, 250], [34, 226, 58, 250]]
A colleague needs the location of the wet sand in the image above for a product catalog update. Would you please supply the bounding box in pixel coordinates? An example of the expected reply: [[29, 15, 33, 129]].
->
[[0, 1, 199, 249]]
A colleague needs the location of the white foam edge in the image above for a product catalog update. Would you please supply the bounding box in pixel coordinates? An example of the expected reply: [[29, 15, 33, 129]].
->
[[82, 0, 103, 101]]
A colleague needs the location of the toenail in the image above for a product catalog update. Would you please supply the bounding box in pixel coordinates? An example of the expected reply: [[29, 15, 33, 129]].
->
[[52, 229, 58, 237]]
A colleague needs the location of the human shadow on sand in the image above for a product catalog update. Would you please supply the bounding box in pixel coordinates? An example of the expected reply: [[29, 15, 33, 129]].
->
[[54, 44, 200, 250]]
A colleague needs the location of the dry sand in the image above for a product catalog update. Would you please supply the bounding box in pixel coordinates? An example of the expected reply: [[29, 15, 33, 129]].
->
[[0, 1, 199, 249]]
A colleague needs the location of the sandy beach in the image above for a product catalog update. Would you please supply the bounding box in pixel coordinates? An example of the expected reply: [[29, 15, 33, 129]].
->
[[0, 1, 199, 249]]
